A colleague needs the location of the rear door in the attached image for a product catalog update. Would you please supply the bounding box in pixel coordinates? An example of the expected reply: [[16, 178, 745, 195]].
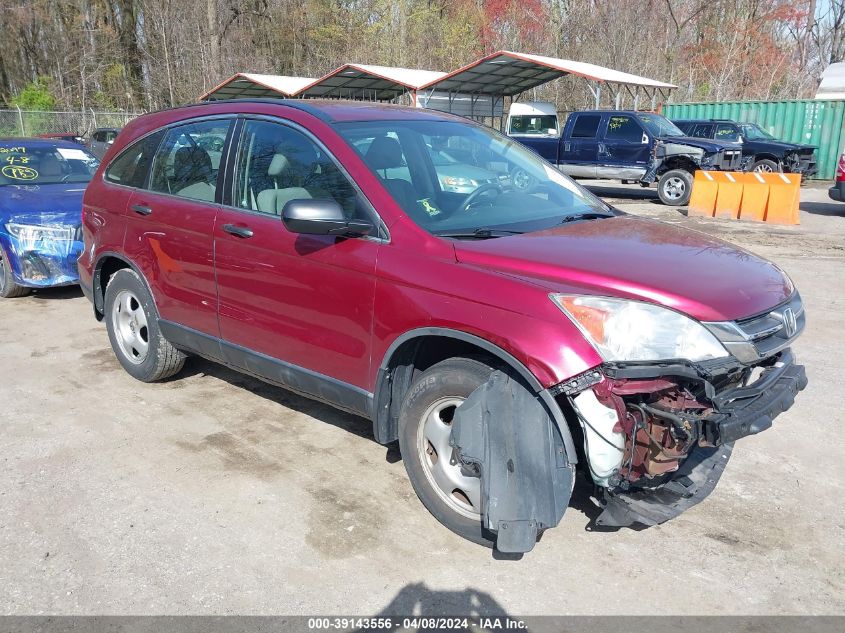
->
[[598, 114, 650, 178], [122, 117, 234, 337], [559, 113, 601, 177], [213, 117, 381, 393]]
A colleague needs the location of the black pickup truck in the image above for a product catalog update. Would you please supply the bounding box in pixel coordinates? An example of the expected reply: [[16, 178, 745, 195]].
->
[[673, 119, 817, 176], [511, 110, 743, 206]]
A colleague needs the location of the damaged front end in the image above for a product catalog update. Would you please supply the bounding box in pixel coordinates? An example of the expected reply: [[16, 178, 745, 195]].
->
[[640, 140, 743, 185], [1, 214, 83, 287], [563, 346, 806, 528]]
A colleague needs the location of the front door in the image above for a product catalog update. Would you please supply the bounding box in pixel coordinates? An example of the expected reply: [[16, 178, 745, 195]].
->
[[599, 114, 651, 178], [214, 117, 381, 395]]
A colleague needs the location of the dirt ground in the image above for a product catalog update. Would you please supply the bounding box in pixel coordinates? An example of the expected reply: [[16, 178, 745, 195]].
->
[[1, 181, 844, 616]]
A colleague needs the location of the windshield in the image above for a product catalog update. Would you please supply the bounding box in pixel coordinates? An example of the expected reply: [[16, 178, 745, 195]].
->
[[739, 123, 777, 141], [0, 143, 99, 186], [336, 119, 612, 237], [636, 113, 685, 137], [509, 115, 558, 135]]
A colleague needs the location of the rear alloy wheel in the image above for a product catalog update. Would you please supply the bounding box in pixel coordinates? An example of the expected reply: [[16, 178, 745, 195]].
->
[[399, 357, 497, 547], [104, 268, 186, 382], [657, 169, 693, 206], [752, 158, 780, 173], [0, 245, 31, 298]]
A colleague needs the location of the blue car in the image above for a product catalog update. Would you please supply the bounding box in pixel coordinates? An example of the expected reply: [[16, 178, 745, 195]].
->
[[0, 138, 99, 297]]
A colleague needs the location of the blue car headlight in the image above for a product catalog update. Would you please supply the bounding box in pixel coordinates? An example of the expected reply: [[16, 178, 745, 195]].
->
[[5, 222, 77, 242]]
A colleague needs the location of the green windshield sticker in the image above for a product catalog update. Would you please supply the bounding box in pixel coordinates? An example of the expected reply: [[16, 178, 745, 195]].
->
[[608, 116, 628, 130], [2, 165, 38, 180], [418, 198, 441, 217]]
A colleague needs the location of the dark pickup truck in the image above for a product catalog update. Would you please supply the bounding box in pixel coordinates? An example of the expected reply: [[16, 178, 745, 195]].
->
[[511, 110, 743, 206], [673, 119, 817, 177]]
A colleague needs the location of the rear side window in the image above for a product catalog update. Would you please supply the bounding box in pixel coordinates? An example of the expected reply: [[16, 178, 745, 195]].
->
[[605, 115, 643, 142], [104, 130, 164, 188], [570, 114, 601, 138], [149, 119, 232, 202], [687, 123, 714, 138]]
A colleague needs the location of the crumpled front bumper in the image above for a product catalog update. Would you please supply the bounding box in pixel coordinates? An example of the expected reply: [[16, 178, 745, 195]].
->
[[595, 350, 807, 527], [3, 234, 83, 287]]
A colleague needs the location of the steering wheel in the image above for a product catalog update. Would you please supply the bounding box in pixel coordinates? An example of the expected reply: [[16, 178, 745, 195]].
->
[[457, 182, 502, 213]]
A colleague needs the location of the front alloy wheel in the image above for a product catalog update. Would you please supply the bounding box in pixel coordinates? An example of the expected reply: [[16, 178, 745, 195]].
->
[[0, 245, 30, 298], [399, 357, 497, 547], [657, 169, 693, 206], [417, 397, 482, 520]]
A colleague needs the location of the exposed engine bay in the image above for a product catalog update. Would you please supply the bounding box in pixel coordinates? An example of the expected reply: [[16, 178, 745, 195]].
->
[[566, 349, 807, 527], [448, 345, 805, 552]]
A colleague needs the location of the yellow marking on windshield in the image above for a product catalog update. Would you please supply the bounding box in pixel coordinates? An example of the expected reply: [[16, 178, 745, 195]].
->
[[1, 165, 38, 180]]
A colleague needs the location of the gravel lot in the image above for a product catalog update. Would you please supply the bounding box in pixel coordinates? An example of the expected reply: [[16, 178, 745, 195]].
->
[[2, 182, 844, 616]]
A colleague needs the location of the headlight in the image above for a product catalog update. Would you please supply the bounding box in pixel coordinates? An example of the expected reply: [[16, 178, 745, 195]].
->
[[551, 294, 729, 362], [5, 222, 75, 241]]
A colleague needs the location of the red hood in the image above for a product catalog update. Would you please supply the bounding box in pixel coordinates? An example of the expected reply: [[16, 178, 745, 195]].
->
[[454, 216, 792, 322]]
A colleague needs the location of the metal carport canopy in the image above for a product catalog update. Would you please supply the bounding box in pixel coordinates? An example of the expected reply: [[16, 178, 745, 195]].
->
[[200, 73, 315, 101], [418, 50, 676, 96], [297, 64, 447, 100]]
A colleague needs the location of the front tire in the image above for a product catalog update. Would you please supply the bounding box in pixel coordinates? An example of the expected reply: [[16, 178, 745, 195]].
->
[[0, 245, 31, 298], [752, 158, 780, 173], [657, 169, 693, 206], [104, 268, 186, 382], [398, 357, 497, 547]]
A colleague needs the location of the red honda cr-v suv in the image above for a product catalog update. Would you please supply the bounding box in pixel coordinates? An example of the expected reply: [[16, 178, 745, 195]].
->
[[80, 100, 806, 554]]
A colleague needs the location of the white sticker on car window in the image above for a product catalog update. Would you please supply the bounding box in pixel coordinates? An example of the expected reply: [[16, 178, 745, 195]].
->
[[56, 148, 90, 161]]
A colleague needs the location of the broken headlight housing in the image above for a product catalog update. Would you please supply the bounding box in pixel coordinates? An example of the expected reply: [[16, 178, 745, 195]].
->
[[550, 294, 729, 362], [5, 222, 76, 242]]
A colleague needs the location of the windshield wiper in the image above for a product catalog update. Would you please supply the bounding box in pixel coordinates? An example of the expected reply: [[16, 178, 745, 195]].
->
[[560, 211, 615, 224], [434, 227, 525, 239]]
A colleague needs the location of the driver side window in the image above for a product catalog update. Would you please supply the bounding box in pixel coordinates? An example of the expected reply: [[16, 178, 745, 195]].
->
[[605, 116, 643, 143], [715, 124, 741, 142], [233, 119, 376, 225]]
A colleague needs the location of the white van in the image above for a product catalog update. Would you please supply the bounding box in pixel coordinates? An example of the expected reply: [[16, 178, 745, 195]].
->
[[506, 101, 559, 137]]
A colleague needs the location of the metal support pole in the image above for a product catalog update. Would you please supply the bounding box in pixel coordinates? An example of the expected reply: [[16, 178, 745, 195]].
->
[[16, 106, 24, 135]]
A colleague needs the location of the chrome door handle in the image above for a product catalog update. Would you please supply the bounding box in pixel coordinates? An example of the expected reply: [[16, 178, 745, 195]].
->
[[131, 204, 152, 216]]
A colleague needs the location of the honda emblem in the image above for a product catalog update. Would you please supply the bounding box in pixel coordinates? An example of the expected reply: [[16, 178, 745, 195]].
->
[[782, 307, 797, 338]]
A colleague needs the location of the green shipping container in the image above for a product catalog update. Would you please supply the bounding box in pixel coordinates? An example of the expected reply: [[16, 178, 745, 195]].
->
[[663, 99, 845, 180]]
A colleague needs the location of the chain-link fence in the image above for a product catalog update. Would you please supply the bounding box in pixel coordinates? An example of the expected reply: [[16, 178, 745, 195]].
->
[[0, 108, 144, 138]]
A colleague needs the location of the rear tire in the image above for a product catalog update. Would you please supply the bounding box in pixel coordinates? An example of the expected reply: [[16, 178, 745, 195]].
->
[[398, 357, 497, 548], [104, 268, 185, 382], [657, 169, 693, 206], [0, 245, 31, 298]]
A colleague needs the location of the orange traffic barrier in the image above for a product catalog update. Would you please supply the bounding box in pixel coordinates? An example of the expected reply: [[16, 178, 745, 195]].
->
[[735, 172, 770, 222], [713, 171, 743, 219], [685, 170, 800, 225], [762, 172, 801, 225], [688, 170, 718, 217]]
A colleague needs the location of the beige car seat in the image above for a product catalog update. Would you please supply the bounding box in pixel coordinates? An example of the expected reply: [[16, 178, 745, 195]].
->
[[255, 152, 312, 215], [173, 147, 215, 202]]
